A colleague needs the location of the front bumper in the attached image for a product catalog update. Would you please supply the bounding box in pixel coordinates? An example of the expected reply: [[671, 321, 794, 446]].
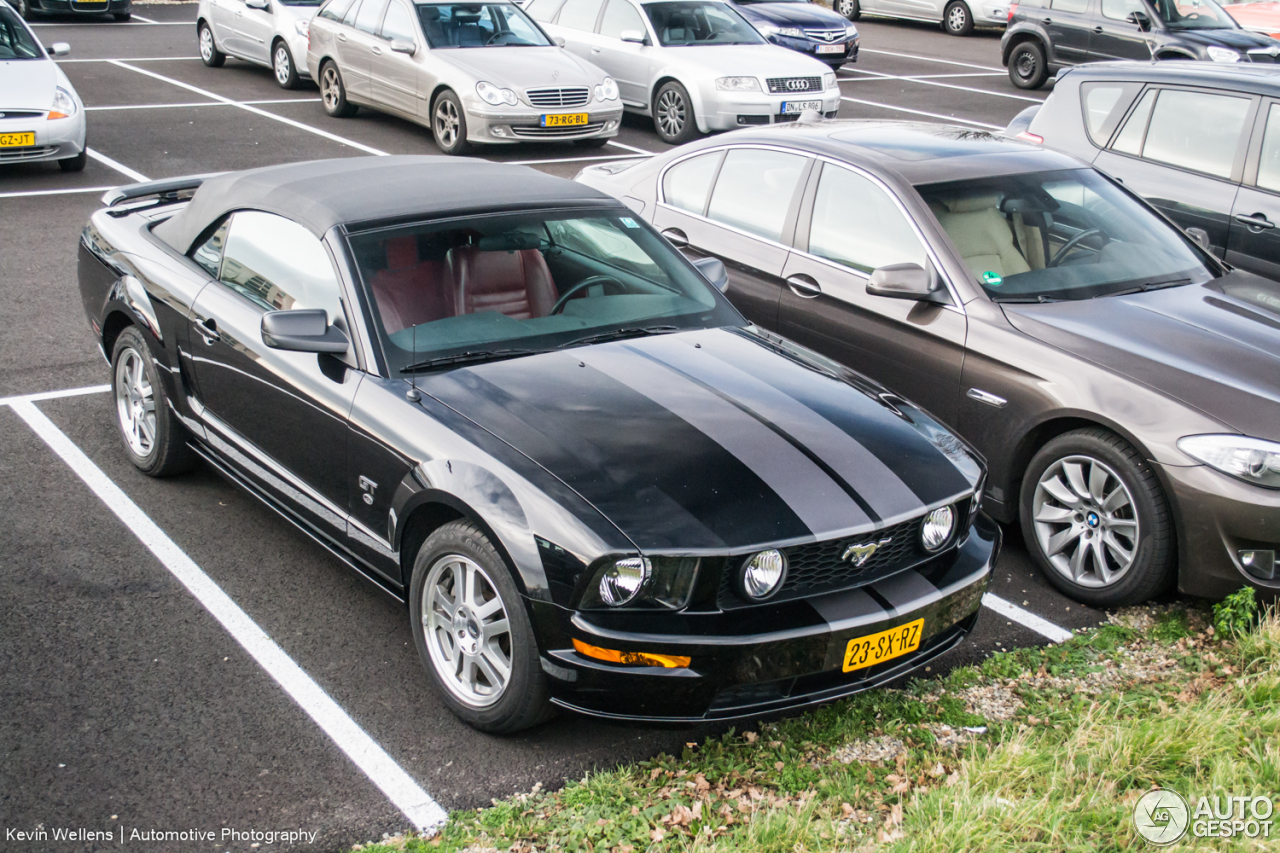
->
[[767, 34, 859, 66], [976, 1, 1009, 25], [464, 104, 624, 144], [701, 90, 842, 132], [0, 113, 86, 165], [1160, 462, 1280, 599], [33, 0, 129, 12], [535, 515, 999, 722]]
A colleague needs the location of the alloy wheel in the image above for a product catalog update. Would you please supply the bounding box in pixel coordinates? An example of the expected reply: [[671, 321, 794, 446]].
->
[[274, 45, 291, 86], [321, 67, 341, 111], [114, 347, 156, 460], [421, 554, 512, 708], [656, 90, 686, 139], [200, 26, 214, 62], [837, 0, 852, 13], [947, 4, 967, 30], [1032, 454, 1139, 588], [435, 99, 460, 148]]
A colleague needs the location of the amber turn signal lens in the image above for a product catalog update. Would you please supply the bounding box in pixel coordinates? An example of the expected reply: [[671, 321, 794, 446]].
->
[[47, 111, 71, 120], [572, 638, 690, 669]]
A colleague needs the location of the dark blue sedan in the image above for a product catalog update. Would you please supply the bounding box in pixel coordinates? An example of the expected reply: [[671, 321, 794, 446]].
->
[[731, 0, 858, 69]]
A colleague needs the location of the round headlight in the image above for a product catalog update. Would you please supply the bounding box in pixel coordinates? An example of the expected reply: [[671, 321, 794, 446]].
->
[[598, 557, 650, 606], [740, 550, 786, 600], [475, 81, 505, 106], [920, 506, 956, 552]]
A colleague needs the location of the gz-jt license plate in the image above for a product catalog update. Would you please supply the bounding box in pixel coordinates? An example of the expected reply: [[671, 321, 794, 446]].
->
[[0, 132, 36, 148], [541, 113, 589, 127], [843, 618, 924, 672]]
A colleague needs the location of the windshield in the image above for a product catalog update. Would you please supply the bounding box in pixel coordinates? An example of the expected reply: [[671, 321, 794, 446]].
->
[[917, 169, 1214, 302], [279, 0, 326, 6], [0, 7, 42, 59], [350, 210, 742, 373], [415, 2, 551, 46], [644, 1, 766, 45], [1148, 0, 1237, 28]]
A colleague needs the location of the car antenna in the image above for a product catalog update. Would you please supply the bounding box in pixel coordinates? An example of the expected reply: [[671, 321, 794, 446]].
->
[[406, 322, 421, 402]]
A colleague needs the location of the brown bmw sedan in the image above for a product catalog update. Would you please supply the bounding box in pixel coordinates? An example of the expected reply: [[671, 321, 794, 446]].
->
[[578, 119, 1280, 606]]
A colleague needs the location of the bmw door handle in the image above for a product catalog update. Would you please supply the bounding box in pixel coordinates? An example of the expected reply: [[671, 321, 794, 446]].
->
[[372, 45, 383, 54], [786, 274, 822, 298], [1234, 212, 1275, 231], [591, 46, 601, 53], [195, 317, 220, 344], [337, 31, 347, 42]]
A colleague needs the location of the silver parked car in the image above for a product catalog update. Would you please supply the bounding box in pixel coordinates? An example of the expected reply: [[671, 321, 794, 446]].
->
[[306, 0, 624, 154], [0, 5, 86, 171], [527, 0, 841, 144], [834, 0, 1006, 37], [197, 0, 322, 89]]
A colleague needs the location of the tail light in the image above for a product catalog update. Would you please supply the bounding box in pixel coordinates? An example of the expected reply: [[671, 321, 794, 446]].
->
[[1016, 131, 1044, 144], [1008, 3, 1018, 19]]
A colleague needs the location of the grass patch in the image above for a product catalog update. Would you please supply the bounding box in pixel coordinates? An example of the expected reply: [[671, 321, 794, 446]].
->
[[353, 599, 1280, 853]]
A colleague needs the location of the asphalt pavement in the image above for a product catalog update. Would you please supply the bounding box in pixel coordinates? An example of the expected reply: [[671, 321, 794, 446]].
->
[[0, 7, 1104, 850]]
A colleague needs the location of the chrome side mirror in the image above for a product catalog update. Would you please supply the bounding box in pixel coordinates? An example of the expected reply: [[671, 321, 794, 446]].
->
[[50, 42, 71, 57], [244, 0, 270, 10], [261, 309, 349, 353], [692, 256, 729, 292], [619, 29, 647, 44], [389, 38, 416, 54], [865, 263, 944, 302], [553, 35, 566, 47], [1185, 226, 1210, 251]]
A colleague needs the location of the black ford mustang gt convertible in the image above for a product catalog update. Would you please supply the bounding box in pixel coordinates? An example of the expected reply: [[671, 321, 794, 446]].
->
[[78, 156, 998, 733]]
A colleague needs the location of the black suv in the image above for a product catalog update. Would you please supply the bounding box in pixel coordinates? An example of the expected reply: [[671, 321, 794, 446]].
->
[[1001, 0, 1280, 89]]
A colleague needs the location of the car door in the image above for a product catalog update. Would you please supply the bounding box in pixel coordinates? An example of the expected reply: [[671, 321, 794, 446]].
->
[[210, 0, 240, 53], [187, 210, 361, 543], [1042, 0, 1094, 64], [593, 0, 652, 106], [1088, 0, 1153, 60], [1228, 99, 1280, 279], [370, 0, 420, 116], [234, 0, 275, 63], [776, 161, 967, 424], [1095, 85, 1253, 257], [551, 0, 607, 62], [334, 0, 381, 100], [651, 146, 813, 329]]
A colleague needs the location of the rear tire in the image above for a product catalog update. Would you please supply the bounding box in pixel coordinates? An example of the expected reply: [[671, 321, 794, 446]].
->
[[272, 39, 300, 89], [431, 89, 472, 155], [943, 0, 974, 35], [15, 0, 35, 19], [1008, 41, 1048, 90], [409, 520, 553, 734], [836, 0, 860, 19], [653, 80, 700, 145], [199, 22, 226, 68], [59, 149, 88, 172], [320, 60, 358, 117], [110, 326, 197, 477]]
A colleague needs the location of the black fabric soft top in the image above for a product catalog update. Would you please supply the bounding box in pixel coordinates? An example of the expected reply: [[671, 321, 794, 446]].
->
[[152, 155, 615, 254]]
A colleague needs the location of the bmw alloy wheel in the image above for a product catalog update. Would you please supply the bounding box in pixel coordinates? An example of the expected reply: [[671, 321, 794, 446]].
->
[[421, 554, 512, 708], [656, 89, 686, 139], [274, 44, 291, 86], [435, 99, 460, 149], [114, 347, 156, 459], [1032, 455, 1139, 588]]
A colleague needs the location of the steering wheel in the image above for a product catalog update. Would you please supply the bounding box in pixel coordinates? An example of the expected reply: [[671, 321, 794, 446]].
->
[[485, 31, 510, 45], [704, 29, 726, 40], [1048, 228, 1104, 268], [551, 275, 627, 315]]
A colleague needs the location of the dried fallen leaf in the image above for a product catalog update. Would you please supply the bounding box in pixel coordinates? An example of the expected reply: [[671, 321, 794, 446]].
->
[[841, 802, 855, 818], [650, 768, 662, 780], [928, 763, 946, 778], [946, 771, 962, 787], [596, 818, 609, 827], [743, 732, 758, 744], [631, 806, 640, 817], [886, 803, 904, 828], [650, 828, 665, 842], [878, 827, 906, 842], [692, 801, 703, 821], [866, 769, 876, 785], [775, 761, 785, 771]]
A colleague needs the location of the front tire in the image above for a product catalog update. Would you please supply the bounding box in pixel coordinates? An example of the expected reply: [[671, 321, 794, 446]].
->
[[272, 40, 300, 89], [836, 0, 860, 19], [431, 89, 472, 156], [409, 520, 552, 733], [59, 148, 88, 172], [113, 10, 131, 21], [319, 60, 358, 117], [943, 0, 974, 35], [1020, 428, 1174, 607], [15, 0, 35, 19], [111, 326, 196, 477], [573, 136, 610, 149], [1008, 41, 1048, 89], [653, 81, 700, 145], [199, 22, 226, 68]]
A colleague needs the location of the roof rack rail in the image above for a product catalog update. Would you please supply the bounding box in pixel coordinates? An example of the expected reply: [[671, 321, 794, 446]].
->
[[101, 173, 222, 208]]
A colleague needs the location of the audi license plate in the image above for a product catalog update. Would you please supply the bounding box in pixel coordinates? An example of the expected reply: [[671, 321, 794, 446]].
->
[[0, 132, 35, 148], [541, 113, 588, 127], [843, 618, 924, 672], [817, 43, 845, 54], [781, 100, 823, 115]]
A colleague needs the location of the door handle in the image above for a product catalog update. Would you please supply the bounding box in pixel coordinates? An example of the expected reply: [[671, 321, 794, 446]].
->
[[195, 317, 220, 344], [1093, 25, 1103, 32], [1234, 212, 1275, 230], [337, 31, 347, 41], [591, 46, 601, 53], [786, 274, 822, 298], [372, 44, 382, 54], [1042, 17, 1052, 23], [660, 227, 688, 249]]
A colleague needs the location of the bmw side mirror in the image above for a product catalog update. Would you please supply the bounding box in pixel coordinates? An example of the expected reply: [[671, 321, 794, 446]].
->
[[50, 42, 71, 57], [692, 256, 729, 293], [1185, 226, 1211, 251], [865, 263, 943, 302], [619, 29, 647, 44], [554, 35, 566, 47], [389, 38, 417, 54], [261, 309, 349, 353]]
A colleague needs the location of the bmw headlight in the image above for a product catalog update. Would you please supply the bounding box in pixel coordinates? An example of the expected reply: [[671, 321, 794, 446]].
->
[[1207, 46, 1240, 62], [1178, 435, 1280, 489], [476, 81, 517, 106], [48, 87, 77, 120], [594, 76, 619, 101], [823, 72, 838, 89], [920, 505, 956, 552], [294, 19, 309, 36], [581, 556, 700, 609], [716, 76, 761, 91], [739, 550, 786, 600]]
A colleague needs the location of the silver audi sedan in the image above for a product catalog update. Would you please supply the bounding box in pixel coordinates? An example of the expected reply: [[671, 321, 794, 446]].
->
[[306, 0, 623, 154], [196, 0, 322, 89], [527, 0, 841, 144], [0, 5, 86, 171]]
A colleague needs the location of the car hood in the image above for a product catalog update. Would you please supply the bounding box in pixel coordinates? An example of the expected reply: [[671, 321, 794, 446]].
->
[[1167, 26, 1277, 49], [439, 46, 603, 90], [735, 2, 852, 27], [418, 328, 980, 552], [1000, 272, 1280, 441], [0, 59, 56, 111], [661, 43, 833, 75]]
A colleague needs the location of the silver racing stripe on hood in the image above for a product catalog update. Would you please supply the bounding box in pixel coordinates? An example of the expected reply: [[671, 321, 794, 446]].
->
[[578, 347, 872, 535]]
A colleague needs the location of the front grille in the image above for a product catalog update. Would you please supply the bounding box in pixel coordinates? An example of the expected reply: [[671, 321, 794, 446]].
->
[[0, 145, 57, 161], [510, 122, 603, 138], [805, 28, 847, 42], [70, 0, 108, 8], [525, 87, 591, 108], [1248, 48, 1280, 63], [0, 110, 46, 119], [766, 76, 823, 94]]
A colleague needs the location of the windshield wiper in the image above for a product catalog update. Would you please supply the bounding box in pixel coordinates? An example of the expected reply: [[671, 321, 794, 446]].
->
[[400, 348, 537, 373], [990, 294, 1063, 304], [1097, 277, 1193, 298], [554, 325, 680, 350]]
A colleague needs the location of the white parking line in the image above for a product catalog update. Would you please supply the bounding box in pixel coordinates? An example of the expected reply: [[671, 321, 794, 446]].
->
[[31, 20, 191, 25], [6, 395, 448, 833], [0, 384, 110, 407], [607, 139, 660, 156], [58, 56, 203, 63], [0, 186, 117, 199], [86, 147, 149, 182], [842, 69, 1043, 103], [86, 98, 322, 111], [859, 47, 1004, 72], [840, 96, 1003, 129], [982, 593, 1074, 643], [129, 13, 160, 22]]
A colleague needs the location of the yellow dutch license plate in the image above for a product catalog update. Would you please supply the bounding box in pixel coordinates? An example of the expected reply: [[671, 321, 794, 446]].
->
[[0, 132, 36, 148], [540, 113, 589, 128], [843, 618, 924, 672]]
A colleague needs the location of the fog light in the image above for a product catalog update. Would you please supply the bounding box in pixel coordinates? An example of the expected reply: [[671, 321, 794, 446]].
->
[[1240, 549, 1276, 580], [598, 556, 650, 606], [490, 125, 510, 138], [740, 549, 786, 600], [921, 506, 956, 552], [605, 120, 618, 131], [572, 639, 690, 668]]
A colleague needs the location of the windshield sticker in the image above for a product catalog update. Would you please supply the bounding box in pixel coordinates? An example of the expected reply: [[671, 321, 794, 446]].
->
[[981, 271, 1003, 287], [619, 217, 640, 229]]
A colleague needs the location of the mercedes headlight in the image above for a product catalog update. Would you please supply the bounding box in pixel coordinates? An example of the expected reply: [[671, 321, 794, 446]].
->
[[738, 550, 786, 600], [716, 76, 761, 91], [594, 76, 619, 101], [294, 19, 309, 36], [581, 556, 699, 609], [476, 81, 517, 106], [920, 505, 956, 552], [1178, 435, 1280, 489], [1207, 46, 1240, 62], [48, 87, 77, 120]]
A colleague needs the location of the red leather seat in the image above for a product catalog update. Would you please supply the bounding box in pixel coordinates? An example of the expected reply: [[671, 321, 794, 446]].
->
[[369, 237, 450, 333], [447, 246, 556, 320]]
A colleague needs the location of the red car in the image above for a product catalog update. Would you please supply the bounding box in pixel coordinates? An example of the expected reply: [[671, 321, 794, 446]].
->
[[1224, 0, 1280, 38]]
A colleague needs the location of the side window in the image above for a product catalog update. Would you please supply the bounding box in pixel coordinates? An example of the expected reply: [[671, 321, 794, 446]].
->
[[381, 0, 416, 40], [191, 217, 230, 278], [599, 0, 644, 37], [1256, 104, 1280, 193], [557, 0, 604, 30], [1101, 0, 1142, 18], [807, 165, 926, 274], [1080, 82, 1139, 146], [219, 212, 343, 319], [353, 0, 389, 33], [706, 149, 807, 242], [1138, 89, 1249, 178], [661, 151, 723, 215], [341, 0, 363, 25], [525, 0, 566, 21], [1112, 87, 1155, 155], [1049, 0, 1088, 11], [319, 0, 356, 21]]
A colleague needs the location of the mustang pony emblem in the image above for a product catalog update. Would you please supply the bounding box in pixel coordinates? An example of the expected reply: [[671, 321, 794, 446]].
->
[[842, 537, 892, 567]]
